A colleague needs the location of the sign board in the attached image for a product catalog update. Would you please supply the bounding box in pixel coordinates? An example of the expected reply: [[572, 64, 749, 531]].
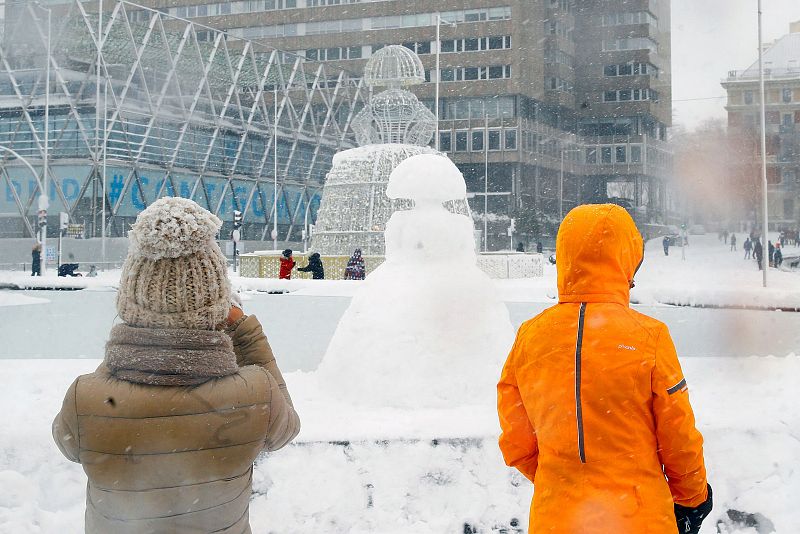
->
[[225, 241, 234, 256], [66, 223, 85, 238], [231, 229, 241, 243], [45, 246, 56, 264]]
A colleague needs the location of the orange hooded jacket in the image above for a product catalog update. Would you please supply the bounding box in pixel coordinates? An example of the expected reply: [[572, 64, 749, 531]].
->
[[498, 204, 708, 533]]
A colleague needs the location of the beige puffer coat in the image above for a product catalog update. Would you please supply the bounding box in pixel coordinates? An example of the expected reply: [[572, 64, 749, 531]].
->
[[52, 315, 300, 534]]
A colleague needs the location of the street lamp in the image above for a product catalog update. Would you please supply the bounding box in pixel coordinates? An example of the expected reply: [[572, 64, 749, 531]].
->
[[757, 0, 769, 287], [434, 14, 457, 151], [272, 84, 279, 250], [30, 2, 52, 275], [560, 147, 582, 221]]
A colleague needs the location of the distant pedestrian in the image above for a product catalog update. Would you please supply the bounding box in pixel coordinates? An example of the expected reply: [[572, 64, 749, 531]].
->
[[768, 241, 775, 267], [344, 248, 366, 280], [723, 230, 729, 244], [298, 252, 325, 279], [515, 242, 525, 253], [743, 237, 752, 259], [31, 243, 42, 276], [753, 238, 763, 270], [730, 234, 737, 251], [536, 242, 543, 254], [86, 265, 98, 277], [774, 246, 783, 268], [279, 249, 296, 280], [662, 235, 670, 256]]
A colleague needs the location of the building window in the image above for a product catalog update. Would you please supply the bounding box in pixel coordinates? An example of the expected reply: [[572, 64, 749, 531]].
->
[[455, 131, 468, 152], [631, 145, 642, 163], [615, 146, 627, 163], [488, 130, 501, 151], [783, 88, 792, 103], [586, 147, 597, 164], [439, 131, 452, 152], [504, 129, 517, 150], [601, 146, 612, 164], [744, 91, 754, 105], [471, 130, 484, 151]]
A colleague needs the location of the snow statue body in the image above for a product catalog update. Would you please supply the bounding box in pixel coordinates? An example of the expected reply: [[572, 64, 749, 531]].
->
[[311, 45, 469, 255], [316, 154, 515, 408]]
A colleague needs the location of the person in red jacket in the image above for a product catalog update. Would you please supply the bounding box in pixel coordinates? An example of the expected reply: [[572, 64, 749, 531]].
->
[[279, 249, 295, 279]]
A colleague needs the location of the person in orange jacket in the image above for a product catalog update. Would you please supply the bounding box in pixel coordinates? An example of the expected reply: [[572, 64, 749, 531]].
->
[[498, 204, 712, 534]]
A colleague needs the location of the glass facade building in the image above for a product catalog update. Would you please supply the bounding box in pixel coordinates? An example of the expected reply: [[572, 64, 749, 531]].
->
[[0, 0, 366, 239]]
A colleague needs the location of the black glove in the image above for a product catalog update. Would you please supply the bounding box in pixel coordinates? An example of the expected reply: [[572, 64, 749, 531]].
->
[[674, 484, 713, 534]]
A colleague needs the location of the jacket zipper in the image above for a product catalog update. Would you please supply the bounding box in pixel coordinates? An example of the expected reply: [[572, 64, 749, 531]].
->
[[575, 302, 587, 463]]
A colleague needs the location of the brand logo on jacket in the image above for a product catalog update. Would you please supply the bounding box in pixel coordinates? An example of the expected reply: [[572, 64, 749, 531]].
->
[[617, 344, 637, 351]]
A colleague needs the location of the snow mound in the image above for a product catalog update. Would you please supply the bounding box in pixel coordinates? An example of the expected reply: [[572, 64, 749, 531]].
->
[[315, 156, 514, 409], [129, 197, 222, 260]]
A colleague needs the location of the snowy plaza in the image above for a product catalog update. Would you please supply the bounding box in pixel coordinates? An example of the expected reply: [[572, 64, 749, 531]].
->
[[1, 231, 799, 533], [2, 0, 800, 533]]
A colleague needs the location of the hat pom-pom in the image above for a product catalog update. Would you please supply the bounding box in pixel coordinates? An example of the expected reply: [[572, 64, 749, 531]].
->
[[129, 197, 221, 260]]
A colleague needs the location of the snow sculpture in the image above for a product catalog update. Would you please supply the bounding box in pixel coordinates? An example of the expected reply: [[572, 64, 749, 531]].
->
[[315, 154, 515, 408], [311, 46, 469, 255]]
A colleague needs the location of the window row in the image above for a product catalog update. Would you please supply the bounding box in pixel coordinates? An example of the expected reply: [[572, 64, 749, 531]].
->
[[439, 128, 518, 153], [232, 7, 512, 38], [440, 36, 512, 53], [743, 88, 794, 105], [602, 38, 658, 53], [546, 20, 573, 38], [164, 0, 396, 19], [546, 77, 574, 93], [603, 62, 658, 78], [304, 46, 363, 61], [585, 145, 643, 165], [601, 11, 658, 27], [603, 88, 659, 102], [544, 48, 574, 68], [441, 96, 516, 120], [548, 0, 572, 12], [440, 65, 512, 82], [371, 36, 512, 56]]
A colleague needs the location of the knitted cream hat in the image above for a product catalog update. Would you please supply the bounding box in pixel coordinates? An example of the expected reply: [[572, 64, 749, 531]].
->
[[117, 197, 231, 330]]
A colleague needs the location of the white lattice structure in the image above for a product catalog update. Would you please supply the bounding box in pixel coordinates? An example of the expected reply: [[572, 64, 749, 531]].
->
[[311, 45, 463, 256], [351, 46, 436, 147]]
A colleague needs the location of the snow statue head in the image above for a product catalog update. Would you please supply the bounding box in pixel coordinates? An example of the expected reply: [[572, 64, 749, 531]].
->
[[351, 45, 436, 146], [315, 153, 515, 409], [386, 153, 467, 208]]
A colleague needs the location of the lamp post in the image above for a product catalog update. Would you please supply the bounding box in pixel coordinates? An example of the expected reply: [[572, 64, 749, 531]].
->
[[272, 84, 279, 251], [757, 0, 769, 287], [434, 14, 456, 151], [30, 2, 52, 274]]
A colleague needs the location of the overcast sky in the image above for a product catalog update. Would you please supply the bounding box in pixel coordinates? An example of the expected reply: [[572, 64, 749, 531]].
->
[[672, 0, 800, 131]]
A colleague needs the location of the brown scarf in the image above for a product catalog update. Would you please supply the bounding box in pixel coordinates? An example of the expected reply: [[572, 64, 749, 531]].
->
[[105, 324, 238, 386]]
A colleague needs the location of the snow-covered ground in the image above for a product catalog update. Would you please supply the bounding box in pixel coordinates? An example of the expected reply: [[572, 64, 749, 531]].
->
[[1, 233, 799, 533], [0, 355, 797, 533]]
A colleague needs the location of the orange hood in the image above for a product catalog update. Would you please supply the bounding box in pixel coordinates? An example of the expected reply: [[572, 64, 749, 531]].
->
[[556, 204, 643, 306]]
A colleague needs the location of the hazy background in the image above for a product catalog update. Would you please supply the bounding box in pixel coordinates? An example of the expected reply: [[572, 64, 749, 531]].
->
[[672, 0, 800, 131]]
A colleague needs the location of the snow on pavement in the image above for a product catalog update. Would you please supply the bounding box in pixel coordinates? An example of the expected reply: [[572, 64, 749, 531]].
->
[[1, 355, 798, 533]]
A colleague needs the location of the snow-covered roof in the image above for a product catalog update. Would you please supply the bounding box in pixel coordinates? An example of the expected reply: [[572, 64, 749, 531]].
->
[[736, 32, 800, 80]]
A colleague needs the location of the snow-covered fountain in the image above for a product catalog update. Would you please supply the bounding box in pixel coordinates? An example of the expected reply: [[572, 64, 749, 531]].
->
[[310, 45, 470, 255], [315, 154, 515, 408]]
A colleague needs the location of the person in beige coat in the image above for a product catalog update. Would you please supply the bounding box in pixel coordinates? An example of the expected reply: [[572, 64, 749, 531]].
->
[[52, 197, 300, 534]]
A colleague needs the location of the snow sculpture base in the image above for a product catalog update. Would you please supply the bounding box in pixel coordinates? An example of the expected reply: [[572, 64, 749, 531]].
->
[[315, 155, 515, 409], [310, 144, 470, 256]]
